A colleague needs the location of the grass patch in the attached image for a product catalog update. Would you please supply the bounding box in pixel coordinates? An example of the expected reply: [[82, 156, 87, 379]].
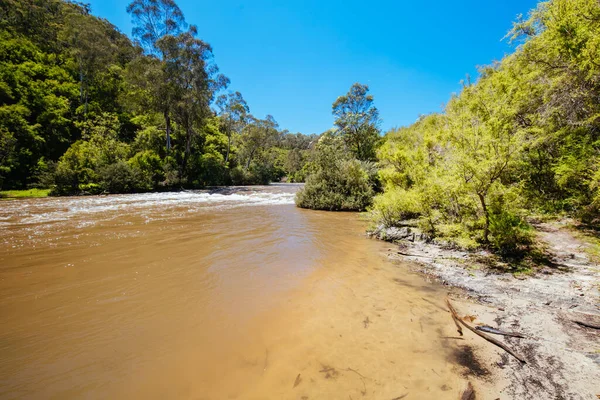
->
[[0, 188, 52, 199]]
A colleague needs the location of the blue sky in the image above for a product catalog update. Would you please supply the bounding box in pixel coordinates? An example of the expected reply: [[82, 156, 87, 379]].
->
[[88, 0, 539, 134]]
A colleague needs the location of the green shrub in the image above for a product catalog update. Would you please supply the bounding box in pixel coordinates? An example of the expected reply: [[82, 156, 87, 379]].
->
[[229, 166, 247, 185], [229, 164, 273, 186], [161, 157, 180, 188], [370, 187, 421, 226], [296, 133, 377, 211], [128, 150, 163, 189], [296, 158, 375, 211], [249, 162, 275, 185], [199, 153, 227, 186], [99, 161, 138, 193], [52, 162, 80, 195], [289, 162, 311, 183], [488, 210, 533, 255]]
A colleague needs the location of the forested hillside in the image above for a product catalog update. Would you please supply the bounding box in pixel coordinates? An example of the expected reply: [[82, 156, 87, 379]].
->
[[0, 0, 316, 194], [371, 0, 600, 254]]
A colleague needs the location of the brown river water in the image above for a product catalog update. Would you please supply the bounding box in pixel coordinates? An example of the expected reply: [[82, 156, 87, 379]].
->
[[0, 184, 466, 399]]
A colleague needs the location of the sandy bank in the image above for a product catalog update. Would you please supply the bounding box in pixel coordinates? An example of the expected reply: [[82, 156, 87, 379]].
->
[[372, 220, 600, 399]]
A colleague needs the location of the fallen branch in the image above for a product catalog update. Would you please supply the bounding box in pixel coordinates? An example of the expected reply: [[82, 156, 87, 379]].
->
[[449, 306, 463, 336], [440, 336, 465, 340], [572, 319, 600, 330], [476, 325, 526, 338], [446, 299, 527, 364], [397, 251, 430, 258]]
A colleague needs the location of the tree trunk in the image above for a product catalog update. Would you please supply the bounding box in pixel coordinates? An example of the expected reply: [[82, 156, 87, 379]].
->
[[164, 112, 172, 153], [478, 192, 489, 243], [245, 148, 255, 171]]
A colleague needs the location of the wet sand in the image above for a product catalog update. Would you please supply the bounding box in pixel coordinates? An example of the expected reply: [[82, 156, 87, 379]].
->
[[379, 220, 600, 399]]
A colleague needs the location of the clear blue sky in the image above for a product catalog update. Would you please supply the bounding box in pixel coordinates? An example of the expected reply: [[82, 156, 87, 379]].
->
[[87, 0, 539, 134]]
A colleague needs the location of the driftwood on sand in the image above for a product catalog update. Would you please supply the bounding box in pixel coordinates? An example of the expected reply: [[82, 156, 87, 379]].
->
[[476, 325, 526, 338], [449, 306, 464, 336], [446, 299, 527, 364]]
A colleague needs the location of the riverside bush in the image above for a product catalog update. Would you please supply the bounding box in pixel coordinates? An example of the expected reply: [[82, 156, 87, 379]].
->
[[370, 187, 421, 226], [489, 210, 533, 255], [99, 161, 138, 193], [295, 133, 375, 211]]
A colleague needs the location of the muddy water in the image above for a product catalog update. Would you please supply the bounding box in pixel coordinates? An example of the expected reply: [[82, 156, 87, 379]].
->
[[0, 185, 464, 399]]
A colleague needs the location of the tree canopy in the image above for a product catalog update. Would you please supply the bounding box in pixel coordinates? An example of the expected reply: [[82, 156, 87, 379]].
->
[[0, 0, 315, 192]]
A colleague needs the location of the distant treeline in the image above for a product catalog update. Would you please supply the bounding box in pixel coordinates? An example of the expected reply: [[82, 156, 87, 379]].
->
[[0, 0, 318, 194]]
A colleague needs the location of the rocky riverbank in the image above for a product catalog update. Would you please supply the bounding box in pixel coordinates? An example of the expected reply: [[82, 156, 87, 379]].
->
[[370, 220, 600, 399]]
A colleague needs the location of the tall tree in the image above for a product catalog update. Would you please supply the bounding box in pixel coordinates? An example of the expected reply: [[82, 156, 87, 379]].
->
[[216, 91, 249, 165], [332, 83, 381, 161], [126, 0, 187, 151], [61, 10, 117, 117], [126, 0, 186, 56], [241, 115, 279, 171], [157, 25, 228, 177]]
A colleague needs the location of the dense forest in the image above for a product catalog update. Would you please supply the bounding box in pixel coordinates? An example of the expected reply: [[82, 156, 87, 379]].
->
[[2, 0, 600, 257], [0, 0, 318, 194]]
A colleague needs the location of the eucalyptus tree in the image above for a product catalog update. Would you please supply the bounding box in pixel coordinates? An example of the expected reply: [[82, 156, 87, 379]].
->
[[126, 0, 186, 55], [332, 83, 381, 161], [216, 91, 250, 164], [240, 115, 279, 171], [62, 10, 118, 116], [157, 25, 229, 177], [126, 0, 187, 151]]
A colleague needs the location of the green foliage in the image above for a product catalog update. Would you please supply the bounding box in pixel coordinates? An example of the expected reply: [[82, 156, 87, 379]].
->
[[370, 187, 421, 227], [296, 84, 383, 211], [488, 210, 533, 255], [0, 0, 314, 193], [128, 150, 164, 189], [52, 113, 131, 194], [332, 83, 381, 161], [372, 0, 600, 255], [295, 133, 375, 211], [198, 153, 228, 186], [99, 161, 139, 193]]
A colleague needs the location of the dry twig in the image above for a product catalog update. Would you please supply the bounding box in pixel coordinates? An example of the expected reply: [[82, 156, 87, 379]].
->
[[446, 299, 526, 364]]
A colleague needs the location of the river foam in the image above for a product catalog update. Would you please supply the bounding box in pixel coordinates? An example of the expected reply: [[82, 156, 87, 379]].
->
[[0, 186, 298, 239]]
